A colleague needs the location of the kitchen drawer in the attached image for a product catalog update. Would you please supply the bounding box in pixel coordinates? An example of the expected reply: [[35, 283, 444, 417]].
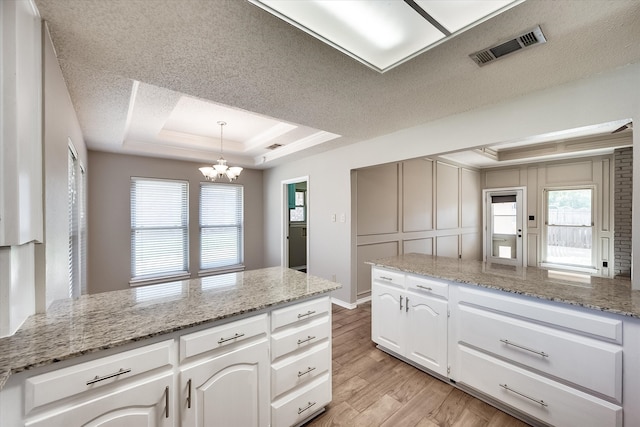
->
[[458, 346, 622, 427], [406, 274, 448, 300], [458, 305, 622, 402], [457, 285, 622, 343], [25, 340, 173, 414], [271, 315, 330, 361], [272, 297, 330, 332], [271, 341, 330, 399], [271, 374, 331, 427], [372, 267, 405, 289], [180, 313, 267, 362]]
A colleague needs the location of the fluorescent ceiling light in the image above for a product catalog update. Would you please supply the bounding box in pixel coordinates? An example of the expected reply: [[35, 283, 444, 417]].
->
[[249, 0, 523, 73]]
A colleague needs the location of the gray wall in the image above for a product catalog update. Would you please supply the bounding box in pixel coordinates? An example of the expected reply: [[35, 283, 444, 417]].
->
[[88, 151, 264, 294], [355, 158, 481, 298]]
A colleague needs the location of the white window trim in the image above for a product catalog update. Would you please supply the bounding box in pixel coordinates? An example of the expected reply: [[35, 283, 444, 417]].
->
[[129, 177, 190, 285], [198, 182, 244, 274], [542, 185, 597, 271]]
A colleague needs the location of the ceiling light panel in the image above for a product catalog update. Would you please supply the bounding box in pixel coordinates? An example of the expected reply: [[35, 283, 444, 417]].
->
[[414, 0, 519, 33], [250, 0, 444, 72], [250, 0, 523, 73]]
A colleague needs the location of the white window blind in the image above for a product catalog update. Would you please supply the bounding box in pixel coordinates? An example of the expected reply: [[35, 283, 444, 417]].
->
[[200, 183, 244, 271], [68, 147, 79, 298], [131, 178, 189, 282]]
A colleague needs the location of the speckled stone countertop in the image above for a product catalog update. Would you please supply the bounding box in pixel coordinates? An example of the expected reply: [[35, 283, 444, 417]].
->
[[0, 267, 340, 390], [368, 253, 640, 318]]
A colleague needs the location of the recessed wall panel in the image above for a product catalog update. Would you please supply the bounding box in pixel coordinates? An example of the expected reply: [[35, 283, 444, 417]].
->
[[357, 241, 398, 297], [356, 164, 398, 235], [546, 161, 592, 183], [403, 238, 433, 255], [485, 169, 520, 188], [461, 233, 481, 260], [436, 162, 459, 230], [436, 235, 459, 258], [461, 168, 480, 228], [403, 159, 433, 232]]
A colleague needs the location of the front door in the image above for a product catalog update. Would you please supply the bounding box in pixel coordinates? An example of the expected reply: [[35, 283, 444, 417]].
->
[[484, 189, 525, 266]]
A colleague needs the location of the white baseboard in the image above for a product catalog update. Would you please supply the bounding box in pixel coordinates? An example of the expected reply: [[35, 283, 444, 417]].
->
[[356, 295, 371, 305], [331, 297, 357, 310]]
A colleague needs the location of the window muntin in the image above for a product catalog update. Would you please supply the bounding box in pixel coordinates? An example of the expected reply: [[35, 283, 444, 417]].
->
[[130, 178, 189, 282], [545, 188, 594, 268], [200, 183, 244, 271]]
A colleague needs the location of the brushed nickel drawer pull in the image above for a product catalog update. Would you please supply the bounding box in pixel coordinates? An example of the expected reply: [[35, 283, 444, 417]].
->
[[298, 310, 316, 319], [406, 297, 409, 312], [499, 383, 548, 407], [297, 366, 316, 377], [86, 368, 131, 385], [298, 401, 317, 415], [165, 386, 170, 418], [500, 339, 549, 358], [187, 378, 192, 409], [218, 332, 245, 344], [399, 295, 403, 311], [380, 276, 393, 281], [416, 284, 433, 291], [297, 335, 316, 345]]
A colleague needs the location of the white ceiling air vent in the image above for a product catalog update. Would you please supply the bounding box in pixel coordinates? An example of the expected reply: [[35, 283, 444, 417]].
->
[[266, 143, 283, 150], [470, 25, 546, 66]]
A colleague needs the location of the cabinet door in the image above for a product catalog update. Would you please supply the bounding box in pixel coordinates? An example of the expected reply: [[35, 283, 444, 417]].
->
[[405, 291, 448, 377], [25, 373, 173, 427], [371, 283, 405, 354], [180, 339, 269, 427]]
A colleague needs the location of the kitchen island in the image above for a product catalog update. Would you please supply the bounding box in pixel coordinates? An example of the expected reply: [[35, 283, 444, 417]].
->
[[368, 254, 640, 427], [0, 267, 340, 426]]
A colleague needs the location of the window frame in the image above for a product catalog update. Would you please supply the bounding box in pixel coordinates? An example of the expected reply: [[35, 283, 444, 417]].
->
[[542, 186, 597, 272], [199, 182, 245, 276], [130, 177, 190, 285]]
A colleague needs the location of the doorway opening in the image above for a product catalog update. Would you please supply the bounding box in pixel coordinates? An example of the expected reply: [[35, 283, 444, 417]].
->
[[282, 177, 309, 272], [483, 187, 526, 266]]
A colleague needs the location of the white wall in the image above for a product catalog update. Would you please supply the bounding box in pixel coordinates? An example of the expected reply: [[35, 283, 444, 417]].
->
[[37, 24, 88, 309], [263, 62, 640, 304]]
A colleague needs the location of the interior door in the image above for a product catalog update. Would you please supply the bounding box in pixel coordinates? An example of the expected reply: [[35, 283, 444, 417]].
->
[[485, 189, 524, 266], [282, 178, 309, 272]]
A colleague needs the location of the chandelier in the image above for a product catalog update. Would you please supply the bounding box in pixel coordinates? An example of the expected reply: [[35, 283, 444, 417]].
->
[[199, 121, 243, 181]]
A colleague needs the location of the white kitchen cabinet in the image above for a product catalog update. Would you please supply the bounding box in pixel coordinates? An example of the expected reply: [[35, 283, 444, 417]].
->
[[372, 263, 628, 426], [451, 284, 623, 427], [371, 282, 404, 354], [180, 339, 270, 427], [270, 296, 332, 427], [0, 295, 334, 427], [25, 372, 174, 427], [371, 268, 449, 378]]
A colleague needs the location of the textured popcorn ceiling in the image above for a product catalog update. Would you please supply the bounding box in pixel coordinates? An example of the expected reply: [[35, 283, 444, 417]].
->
[[34, 0, 640, 168]]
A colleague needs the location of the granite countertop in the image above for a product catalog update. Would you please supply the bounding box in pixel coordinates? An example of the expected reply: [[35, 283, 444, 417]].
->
[[368, 253, 640, 318], [0, 267, 340, 390]]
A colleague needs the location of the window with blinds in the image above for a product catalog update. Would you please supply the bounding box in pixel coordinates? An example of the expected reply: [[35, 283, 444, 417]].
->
[[200, 183, 244, 272], [130, 178, 189, 283], [68, 147, 79, 298]]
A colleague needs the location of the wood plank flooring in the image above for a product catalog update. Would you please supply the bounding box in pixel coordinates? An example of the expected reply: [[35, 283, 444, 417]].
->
[[304, 302, 530, 427]]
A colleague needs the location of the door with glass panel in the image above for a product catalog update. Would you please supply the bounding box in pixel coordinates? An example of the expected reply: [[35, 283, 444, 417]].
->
[[485, 189, 524, 266]]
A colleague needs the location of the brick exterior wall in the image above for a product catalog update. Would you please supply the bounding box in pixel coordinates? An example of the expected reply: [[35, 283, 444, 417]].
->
[[614, 147, 633, 277]]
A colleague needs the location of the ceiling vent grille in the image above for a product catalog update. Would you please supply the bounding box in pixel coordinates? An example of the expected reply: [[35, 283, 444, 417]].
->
[[470, 25, 546, 66], [266, 143, 283, 150]]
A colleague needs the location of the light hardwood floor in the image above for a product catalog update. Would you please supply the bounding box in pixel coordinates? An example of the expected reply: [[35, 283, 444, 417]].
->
[[305, 302, 530, 427]]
